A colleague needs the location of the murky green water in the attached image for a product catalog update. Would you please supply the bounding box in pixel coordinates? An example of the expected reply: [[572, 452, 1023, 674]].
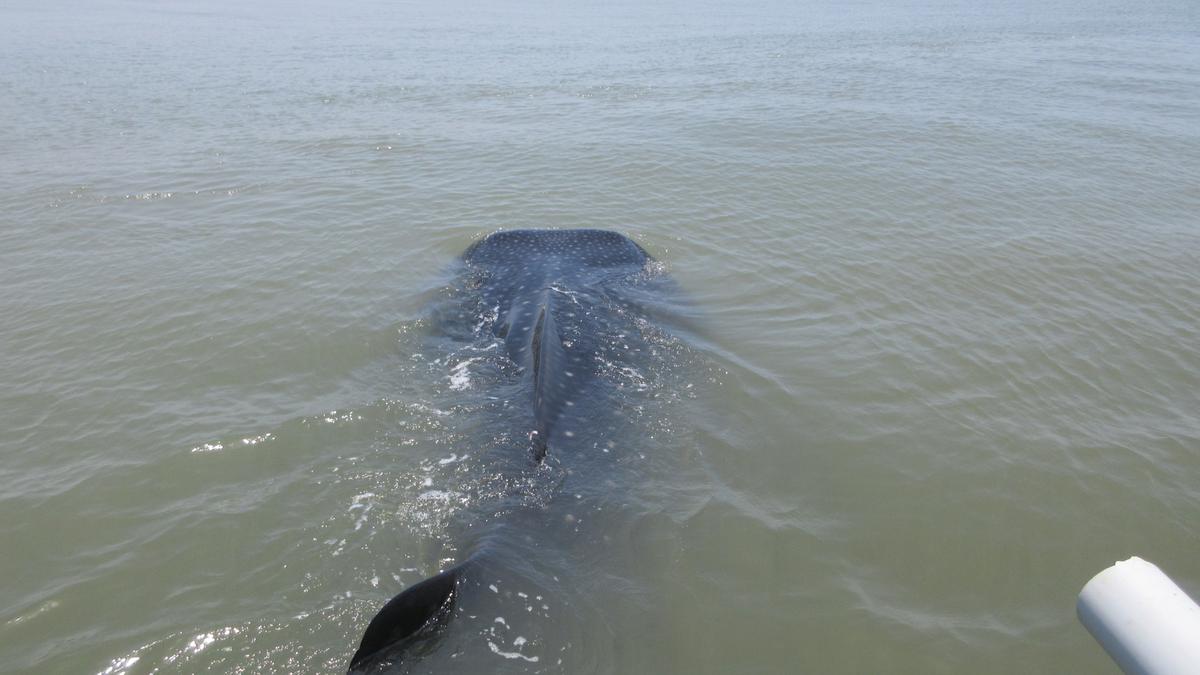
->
[[2, 0, 1199, 672]]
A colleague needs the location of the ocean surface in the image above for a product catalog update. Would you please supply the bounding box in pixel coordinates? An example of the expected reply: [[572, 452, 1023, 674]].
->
[[2, 0, 1199, 672]]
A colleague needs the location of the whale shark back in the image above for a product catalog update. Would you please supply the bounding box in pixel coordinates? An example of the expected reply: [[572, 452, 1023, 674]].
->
[[464, 229, 653, 461], [348, 230, 662, 672]]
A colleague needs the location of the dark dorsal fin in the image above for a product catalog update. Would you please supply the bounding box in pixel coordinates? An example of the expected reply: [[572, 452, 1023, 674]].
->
[[347, 559, 472, 672], [528, 290, 567, 462]]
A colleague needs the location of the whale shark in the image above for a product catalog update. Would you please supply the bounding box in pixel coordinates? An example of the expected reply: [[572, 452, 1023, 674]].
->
[[348, 229, 682, 672]]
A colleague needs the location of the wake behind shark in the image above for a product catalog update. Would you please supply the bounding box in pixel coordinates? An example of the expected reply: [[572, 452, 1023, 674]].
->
[[348, 229, 677, 671]]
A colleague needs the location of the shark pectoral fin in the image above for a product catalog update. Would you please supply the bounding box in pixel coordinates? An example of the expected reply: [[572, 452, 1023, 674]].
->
[[347, 560, 471, 672]]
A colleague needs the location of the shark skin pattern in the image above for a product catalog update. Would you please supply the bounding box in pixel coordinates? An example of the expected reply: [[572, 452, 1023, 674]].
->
[[347, 229, 678, 673]]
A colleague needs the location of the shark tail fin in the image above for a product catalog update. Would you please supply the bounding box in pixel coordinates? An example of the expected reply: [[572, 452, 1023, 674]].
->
[[347, 558, 474, 672]]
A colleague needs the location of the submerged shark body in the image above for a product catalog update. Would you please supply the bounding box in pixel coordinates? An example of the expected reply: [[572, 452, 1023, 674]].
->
[[348, 229, 674, 672]]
